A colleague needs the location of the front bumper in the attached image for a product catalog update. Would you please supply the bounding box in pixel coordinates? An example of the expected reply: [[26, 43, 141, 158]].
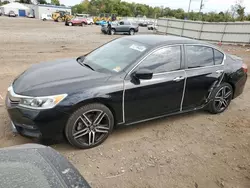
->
[[101, 27, 108, 34], [6, 96, 70, 140]]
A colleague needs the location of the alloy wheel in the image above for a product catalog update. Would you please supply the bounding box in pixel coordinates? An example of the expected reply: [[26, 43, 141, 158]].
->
[[214, 86, 232, 112], [72, 110, 111, 146]]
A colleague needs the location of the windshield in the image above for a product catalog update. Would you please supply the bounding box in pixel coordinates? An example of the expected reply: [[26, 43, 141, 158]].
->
[[82, 38, 148, 73]]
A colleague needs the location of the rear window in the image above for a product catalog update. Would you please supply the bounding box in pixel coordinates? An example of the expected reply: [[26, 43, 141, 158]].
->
[[214, 49, 224, 65], [186, 46, 214, 68]]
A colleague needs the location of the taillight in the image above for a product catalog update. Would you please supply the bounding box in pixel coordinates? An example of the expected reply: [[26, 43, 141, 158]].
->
[[242, 63, 248, 73]]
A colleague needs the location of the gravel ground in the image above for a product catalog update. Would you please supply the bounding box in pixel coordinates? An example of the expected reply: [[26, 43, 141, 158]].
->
[[0, 17, 249, 188]]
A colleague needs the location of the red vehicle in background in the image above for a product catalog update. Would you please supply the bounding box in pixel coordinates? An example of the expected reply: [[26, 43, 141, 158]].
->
[[65, 17, 88, 26]]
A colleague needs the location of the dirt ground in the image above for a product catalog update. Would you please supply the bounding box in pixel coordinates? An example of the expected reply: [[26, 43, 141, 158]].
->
[[0, 17, 249, 188]]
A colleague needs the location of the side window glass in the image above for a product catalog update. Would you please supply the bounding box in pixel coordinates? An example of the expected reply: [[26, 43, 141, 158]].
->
[[124, 21, 130, 25], [137, 46, 181, 74], [186, 46, 214, 68], [214, 49, 224, 65], [119, 21, 124, 25]]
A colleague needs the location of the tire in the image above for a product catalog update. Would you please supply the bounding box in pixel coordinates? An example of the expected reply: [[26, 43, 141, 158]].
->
[[207, 83, 233, 114], [42, 18, 46, 21], [68, 22, 73, 26], [111, 28, 116, 35], [129, 29, 135, 35], [81, 22, 87, 26], [65, 103, 114, 149]]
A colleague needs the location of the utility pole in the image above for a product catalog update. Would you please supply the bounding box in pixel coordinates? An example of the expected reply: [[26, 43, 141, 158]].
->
[[199, 0, 204, 13], [188, 0, 192, 13]]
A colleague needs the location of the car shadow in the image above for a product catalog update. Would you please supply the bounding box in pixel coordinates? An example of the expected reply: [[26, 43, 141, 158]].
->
[[46, 109, 210, 151], [114, 109, 208, 133]]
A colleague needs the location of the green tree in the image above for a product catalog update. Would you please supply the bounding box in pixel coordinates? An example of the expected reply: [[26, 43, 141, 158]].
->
[[231, 0, 246, 21], [246, 14, 250, 21], [0, 1, 9, 6], [51, 0, 60, 6], [19, 0, 32, 4], [37, 0, 47, 4], [236, 5, 245, 21], [70, 0, 248, 22]]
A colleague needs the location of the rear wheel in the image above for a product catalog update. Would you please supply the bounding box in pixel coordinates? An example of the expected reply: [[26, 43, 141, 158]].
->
[[42, 18, 46, 21], [68, 22, 73, 26], [129, 29, 135, 35], [81, 22, 87, 26], [207, 83, 233, 114], [65, 103, 114, 149]]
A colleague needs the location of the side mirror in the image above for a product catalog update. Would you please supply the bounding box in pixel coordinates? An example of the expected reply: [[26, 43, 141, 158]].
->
[[133, 69, 153, 80]]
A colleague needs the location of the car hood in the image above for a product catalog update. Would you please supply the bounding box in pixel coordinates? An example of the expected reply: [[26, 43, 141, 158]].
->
[[13, 58, 111, 96]]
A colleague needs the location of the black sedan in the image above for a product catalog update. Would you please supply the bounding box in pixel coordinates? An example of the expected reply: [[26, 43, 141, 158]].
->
[[6, 35, 247, 149]]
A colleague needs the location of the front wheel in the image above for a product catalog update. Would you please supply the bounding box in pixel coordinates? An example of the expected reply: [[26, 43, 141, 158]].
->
[[129, 29, 135, 35], [65, 103, 114, 149], [68, 22, 73, 26], [207, 83, 233, 114], [110, 29, 115, 35]]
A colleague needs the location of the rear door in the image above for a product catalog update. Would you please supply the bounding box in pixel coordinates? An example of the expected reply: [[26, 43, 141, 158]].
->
[[182, 45, 225, 110], [122, 21, 131, 32]]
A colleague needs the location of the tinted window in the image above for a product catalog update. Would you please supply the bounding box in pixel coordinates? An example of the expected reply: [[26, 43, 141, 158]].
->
[[119, 21, 124, 25], [214, 49, 224, 65], [137, 46, 181, 73], [186, 46, 214, 68]]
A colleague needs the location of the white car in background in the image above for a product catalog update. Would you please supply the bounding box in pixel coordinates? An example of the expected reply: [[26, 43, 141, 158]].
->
[[86, 17, 94, 25], [148, 23, 158, 30], [41, 14, 52, 21]]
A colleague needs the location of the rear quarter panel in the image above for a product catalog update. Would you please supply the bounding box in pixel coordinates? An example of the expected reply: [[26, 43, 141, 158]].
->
[[224, 54, 247, 98]]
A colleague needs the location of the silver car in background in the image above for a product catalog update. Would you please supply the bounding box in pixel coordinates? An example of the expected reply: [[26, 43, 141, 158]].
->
[[101, 20, 139, 35]]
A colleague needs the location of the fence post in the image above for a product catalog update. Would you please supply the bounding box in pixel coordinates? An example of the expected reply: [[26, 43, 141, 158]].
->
[[181, 20, 185, 37], [249, 30, 250, 44], [165, 19, 169, 35], [221, 23, 228, 43], [199, 21, 204, 40]]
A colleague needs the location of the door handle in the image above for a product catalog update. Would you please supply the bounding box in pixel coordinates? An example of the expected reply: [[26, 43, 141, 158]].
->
[[216, 70, 224, 74], [173, 76, 185, 82]]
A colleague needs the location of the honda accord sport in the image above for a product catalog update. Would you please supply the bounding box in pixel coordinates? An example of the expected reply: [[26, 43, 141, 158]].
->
[[6, 35, 247, 149]]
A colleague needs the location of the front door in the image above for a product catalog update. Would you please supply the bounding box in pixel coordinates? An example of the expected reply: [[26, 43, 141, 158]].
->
[[182, 45, 225, 110], [124, 45, 185, 123], [116, 21, 128, 32]]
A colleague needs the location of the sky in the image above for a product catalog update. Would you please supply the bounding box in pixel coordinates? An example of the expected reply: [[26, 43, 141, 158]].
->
[[60, 0, 250, 13]]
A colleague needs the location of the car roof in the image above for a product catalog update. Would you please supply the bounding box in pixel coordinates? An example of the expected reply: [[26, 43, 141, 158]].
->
[[124, 35, 213, 47]]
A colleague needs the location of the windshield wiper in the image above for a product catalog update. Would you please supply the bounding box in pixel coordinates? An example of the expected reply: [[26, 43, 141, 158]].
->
[[77, 57, 95, 71], [79, 62, 95, 71]]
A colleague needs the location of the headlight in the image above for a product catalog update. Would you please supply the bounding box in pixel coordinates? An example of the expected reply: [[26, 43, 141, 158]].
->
[[19, 94, 67, 109]]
